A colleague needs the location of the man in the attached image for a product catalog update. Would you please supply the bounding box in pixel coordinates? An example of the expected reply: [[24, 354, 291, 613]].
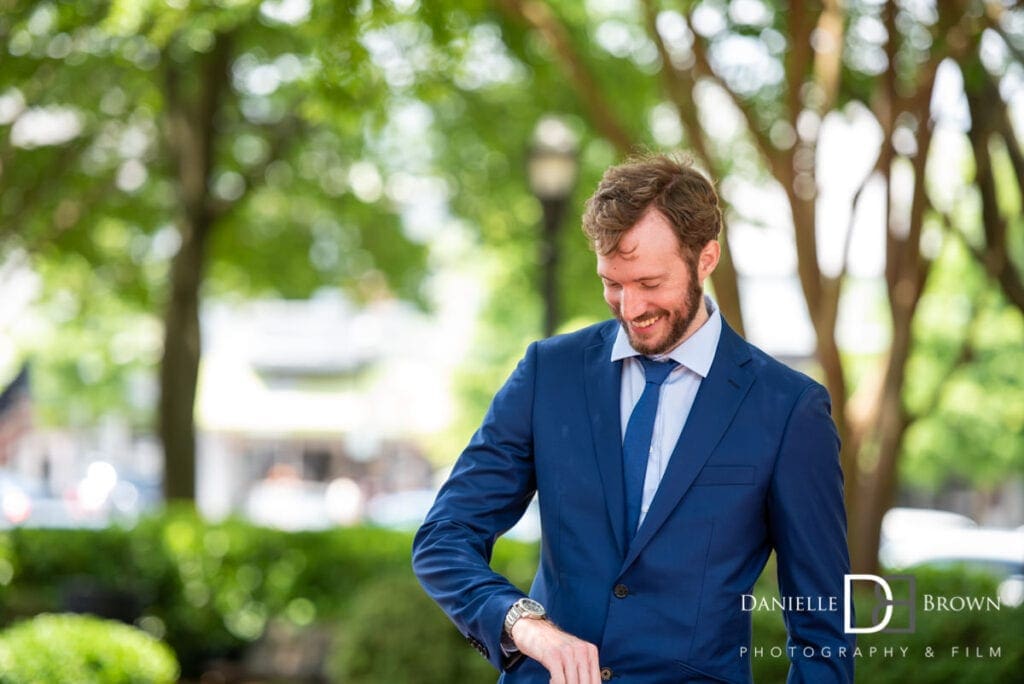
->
[[413, 155, 854, 683]]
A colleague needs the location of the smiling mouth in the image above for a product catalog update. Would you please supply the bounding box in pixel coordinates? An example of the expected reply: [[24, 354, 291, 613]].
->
[[630, 315, 663, 330]]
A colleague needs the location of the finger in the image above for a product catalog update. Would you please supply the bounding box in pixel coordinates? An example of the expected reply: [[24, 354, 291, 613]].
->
[[575, 656, 590, 684], [583, 642, 601, 684], [558, 644, 578, 684], [585, 643, 598, 679]]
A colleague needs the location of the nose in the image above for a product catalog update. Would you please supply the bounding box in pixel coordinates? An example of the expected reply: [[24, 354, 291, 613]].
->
[[619, 286, 648, 321]]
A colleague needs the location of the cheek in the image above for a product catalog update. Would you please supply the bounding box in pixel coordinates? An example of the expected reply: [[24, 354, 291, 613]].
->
[[603, 288, 620, 311]]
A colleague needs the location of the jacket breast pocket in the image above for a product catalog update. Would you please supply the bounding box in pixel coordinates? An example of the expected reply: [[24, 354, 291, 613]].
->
[[693, 465, 755, 486]]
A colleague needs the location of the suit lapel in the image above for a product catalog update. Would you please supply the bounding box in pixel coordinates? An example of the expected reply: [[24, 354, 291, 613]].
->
[[584, 325, 627, 559], [621, 322, 755, 571]]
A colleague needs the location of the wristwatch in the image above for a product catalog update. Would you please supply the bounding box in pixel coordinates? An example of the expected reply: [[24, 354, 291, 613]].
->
[[504, 597, 547, 638]]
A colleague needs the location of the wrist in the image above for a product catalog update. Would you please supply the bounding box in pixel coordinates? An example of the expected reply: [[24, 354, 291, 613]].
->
[[503, 597, 547, 648]]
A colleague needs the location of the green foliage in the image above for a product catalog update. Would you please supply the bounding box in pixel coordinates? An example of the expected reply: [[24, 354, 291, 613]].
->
[[328, 572, 498, 684], [328, 543, 537, 684], [1, 0, 431, 425], [0, 506, 538, 678], [0, 612, 179, 684], [332, 558, 1024, 684], [902, 239, 1024, 489], [2, 513, 1021, 682]]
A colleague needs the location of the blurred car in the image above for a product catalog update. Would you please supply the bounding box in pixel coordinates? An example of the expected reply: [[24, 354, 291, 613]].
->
[[878, 506, 977, 569], [879, 506, 1024, 607], [0, 470, 38, 527], [363, 489, 438, 530], [0, 463, 146, 530], [244, 477, 333, 531], [243, 473, 367, 530], [880, 506, 976, 539]]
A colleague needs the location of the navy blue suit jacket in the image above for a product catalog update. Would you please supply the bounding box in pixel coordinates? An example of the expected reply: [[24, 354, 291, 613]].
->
[[413, 319, 854, 683]]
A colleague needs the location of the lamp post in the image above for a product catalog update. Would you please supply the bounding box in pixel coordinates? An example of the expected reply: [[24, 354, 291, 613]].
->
[[528, 116, 579, 338]]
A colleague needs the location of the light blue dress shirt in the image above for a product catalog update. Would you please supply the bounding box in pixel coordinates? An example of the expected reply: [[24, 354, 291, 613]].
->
[[611, 296, 722, 528]]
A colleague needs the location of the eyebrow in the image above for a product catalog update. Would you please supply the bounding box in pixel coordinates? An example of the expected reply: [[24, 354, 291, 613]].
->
[[597, 272, 665, 284]]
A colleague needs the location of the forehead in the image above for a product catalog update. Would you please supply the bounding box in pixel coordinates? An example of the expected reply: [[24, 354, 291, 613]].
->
[[596, 209, 686, 277]]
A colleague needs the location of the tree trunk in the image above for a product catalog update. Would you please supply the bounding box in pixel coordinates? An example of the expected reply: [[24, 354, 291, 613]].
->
[[966, 76, 1024, 315], [849, 311, 913, 575], [159, 221, 206, 501], [710, 225, 744, 338], [157, 34, 232, 502]]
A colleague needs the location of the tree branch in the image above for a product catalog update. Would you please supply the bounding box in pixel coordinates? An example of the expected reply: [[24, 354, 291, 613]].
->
[[986, 70, 1024, 208], [881, 0, 900, 297], [935, 194, 1024, 314], [837, 160, 881, 287], [964, 74, 1024, 314], [493, 0, 635, 155], [639, 0, 714, 167], [638, 0, 745, 335], [785, 0, 815, 128], [812, 0, 845, 114], [686, 13, 784, 181]]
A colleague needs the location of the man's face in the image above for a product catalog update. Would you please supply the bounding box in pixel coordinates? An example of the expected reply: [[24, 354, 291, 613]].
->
[[597, 209, 718, 356]]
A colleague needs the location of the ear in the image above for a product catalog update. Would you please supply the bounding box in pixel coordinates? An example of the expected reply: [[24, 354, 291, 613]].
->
[[697, 240, 720, 282]]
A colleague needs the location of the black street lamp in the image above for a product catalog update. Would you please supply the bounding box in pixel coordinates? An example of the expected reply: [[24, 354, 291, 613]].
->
[[528, 116, 579, 338]]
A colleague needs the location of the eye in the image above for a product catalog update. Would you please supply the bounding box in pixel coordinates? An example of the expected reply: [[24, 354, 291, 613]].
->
[[640, 281, 660, 290]]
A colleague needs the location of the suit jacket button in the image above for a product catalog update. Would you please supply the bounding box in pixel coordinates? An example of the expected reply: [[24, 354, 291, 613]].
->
[[600, 666, 613, 680], [613, 584, 629, 598]]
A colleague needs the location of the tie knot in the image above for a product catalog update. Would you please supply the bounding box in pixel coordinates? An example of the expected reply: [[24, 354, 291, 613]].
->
[[638, 356, 677, 386]]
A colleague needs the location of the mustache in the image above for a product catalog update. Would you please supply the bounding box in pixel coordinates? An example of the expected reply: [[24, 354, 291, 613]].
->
[[625, 310, 668, 323], [608, 304, 670, 323]]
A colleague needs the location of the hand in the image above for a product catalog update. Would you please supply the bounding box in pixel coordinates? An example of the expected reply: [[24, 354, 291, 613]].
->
[[510, 617, 601, 684]]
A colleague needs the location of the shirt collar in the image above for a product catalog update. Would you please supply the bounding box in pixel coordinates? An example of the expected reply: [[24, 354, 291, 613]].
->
[[610, 295, 721, 378]]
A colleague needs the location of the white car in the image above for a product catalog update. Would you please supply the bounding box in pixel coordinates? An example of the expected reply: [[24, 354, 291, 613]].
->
[[879, 507, 1024, 607]]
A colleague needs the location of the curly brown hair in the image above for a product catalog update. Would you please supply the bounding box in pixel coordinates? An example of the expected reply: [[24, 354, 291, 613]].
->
[[581, 153, 722, 258]]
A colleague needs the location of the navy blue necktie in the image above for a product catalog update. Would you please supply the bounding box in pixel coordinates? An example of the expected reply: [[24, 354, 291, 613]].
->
[[623, 356, 678, 542]]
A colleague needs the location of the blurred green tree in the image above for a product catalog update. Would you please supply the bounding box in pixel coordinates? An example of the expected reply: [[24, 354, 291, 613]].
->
[[0, 0, 428, 499], [1, 0, 1020, 576]]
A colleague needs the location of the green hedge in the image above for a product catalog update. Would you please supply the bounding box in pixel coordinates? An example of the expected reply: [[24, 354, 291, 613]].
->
[[0, 506, 536, 677], [327, 571, 498, 684], [0, 613, 178, 683], [337, 568, 1023, 684], [1, 510, 1020, 683]]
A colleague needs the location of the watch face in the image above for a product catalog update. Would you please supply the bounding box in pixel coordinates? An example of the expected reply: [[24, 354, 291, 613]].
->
[[520, 598, 545, 616]]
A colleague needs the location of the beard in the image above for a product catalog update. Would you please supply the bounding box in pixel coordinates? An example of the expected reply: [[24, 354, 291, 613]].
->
[[614, 265, 705, 356]]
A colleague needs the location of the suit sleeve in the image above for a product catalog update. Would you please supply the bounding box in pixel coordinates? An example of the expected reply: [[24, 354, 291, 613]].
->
[[767, 382, 855, 683], [412, 342, 539, 671]]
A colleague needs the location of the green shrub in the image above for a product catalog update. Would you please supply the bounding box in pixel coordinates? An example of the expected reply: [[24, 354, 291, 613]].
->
[[328, 541, 536, 684], [0, 613, 179, 684], [328, 572, 497, 684], [334, 559, 1023, 684], [0, 509, 539, 678], [5, 512, 1017, 683], [0, 507, 434, 675]]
